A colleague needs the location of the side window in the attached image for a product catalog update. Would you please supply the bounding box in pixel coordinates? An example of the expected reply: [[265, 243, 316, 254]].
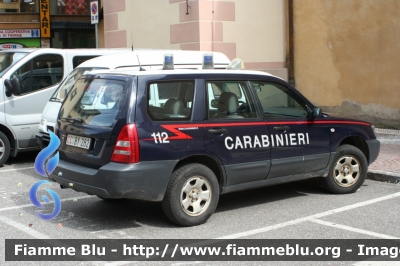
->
[[147, 81, 194, 121], [207, 81, 257, 119], [252, 82, 308, 118], [11, 54, 64, 95], [72, 56, 99, 68]]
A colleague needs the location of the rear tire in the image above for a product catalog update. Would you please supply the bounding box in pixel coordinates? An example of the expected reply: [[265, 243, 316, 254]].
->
[[0, 132, 11, 166], [162, 163, 219, 226], [323, 144, 368, 194]]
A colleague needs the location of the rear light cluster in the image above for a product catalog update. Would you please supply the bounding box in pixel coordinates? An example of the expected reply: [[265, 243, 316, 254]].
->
[[111, 124, 140, 163]]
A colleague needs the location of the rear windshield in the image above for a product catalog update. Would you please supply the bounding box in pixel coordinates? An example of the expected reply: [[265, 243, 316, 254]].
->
[[50, 67, 108, 102], [59, 77, 126, 128], [0, 52, 28, 77]]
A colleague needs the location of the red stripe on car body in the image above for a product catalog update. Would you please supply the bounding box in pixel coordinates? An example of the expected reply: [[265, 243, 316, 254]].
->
[[141, 120, 371, 141]]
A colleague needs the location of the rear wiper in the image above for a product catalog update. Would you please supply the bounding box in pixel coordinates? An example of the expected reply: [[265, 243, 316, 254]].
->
[[60, 118, 84, 123]]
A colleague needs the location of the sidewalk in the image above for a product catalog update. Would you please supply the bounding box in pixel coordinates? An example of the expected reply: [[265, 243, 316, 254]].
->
[[367, 128, 400, 183]]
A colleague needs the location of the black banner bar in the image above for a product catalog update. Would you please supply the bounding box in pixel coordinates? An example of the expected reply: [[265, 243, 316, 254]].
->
[[5, 239, 400, 261]]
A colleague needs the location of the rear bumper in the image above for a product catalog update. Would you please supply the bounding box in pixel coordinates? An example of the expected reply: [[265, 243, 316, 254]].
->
[[366, 139, 380, 165], [35, 131, 50, 150], [49, 159, 178, 201]]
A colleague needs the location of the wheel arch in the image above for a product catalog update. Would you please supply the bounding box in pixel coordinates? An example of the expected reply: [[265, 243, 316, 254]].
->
[[173, 154, 225, 188], [338, 136, 369, 163], [0, 124, 16, 156]]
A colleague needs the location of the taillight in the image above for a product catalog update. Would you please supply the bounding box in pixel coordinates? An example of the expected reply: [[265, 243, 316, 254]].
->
[[111, 124, 140, 163]]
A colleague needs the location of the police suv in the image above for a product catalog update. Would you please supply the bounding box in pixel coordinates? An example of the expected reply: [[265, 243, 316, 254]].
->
[[50, 57, 380, 226]]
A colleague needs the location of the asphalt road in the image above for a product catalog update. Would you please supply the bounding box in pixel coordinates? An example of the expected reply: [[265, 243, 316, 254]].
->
[[1, 150, 399, 266]]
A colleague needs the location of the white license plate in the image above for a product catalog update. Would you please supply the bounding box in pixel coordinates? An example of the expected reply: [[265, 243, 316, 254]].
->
[[66, 134, 91, 149]]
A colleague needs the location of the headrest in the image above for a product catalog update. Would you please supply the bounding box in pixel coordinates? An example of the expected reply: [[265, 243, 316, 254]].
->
[[164, 98, 184, 114], [218, 92, 238, 114]]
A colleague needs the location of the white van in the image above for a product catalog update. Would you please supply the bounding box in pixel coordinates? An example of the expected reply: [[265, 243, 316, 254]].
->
[[0, 48, 131, 165], [36, 50, 231, 149]]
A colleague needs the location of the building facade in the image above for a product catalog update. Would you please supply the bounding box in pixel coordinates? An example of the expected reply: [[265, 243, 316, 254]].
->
[[0, 0, 95, 49], [99, 0, 288, 80]]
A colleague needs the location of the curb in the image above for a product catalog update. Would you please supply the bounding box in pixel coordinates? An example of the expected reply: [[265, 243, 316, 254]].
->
[[367, 170, 400, 184], [375, 128, 400, 135]]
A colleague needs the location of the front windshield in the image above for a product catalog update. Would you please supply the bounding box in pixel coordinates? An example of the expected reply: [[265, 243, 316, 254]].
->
[[0, 52, 28, 77], [50, 67, 105, 102]]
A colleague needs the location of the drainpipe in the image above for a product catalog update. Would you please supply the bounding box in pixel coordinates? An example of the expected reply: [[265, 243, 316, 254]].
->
[[288, 0, 295, 86]]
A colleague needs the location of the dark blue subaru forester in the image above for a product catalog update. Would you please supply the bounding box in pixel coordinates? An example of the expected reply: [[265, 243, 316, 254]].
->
[[51, 68, 380, 226]]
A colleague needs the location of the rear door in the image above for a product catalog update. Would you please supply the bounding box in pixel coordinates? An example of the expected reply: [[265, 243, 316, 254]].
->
[[204, 80, 271, 186], [251, 80, 331, 178], [138, 78, 198, 154]]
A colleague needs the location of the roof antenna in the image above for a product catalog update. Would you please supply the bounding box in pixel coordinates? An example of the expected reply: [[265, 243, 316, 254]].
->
[[131, 31, 134, 51], [131, 31, 145, 71]]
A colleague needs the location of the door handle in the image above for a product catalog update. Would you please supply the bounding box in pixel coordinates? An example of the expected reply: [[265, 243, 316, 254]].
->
[[273, 126, 290, 132], [208, 128, 228, 135]]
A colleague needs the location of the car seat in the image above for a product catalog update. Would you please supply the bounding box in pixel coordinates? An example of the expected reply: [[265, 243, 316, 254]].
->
[[213, 92, 243, 119], [164, 98, 184, 116]]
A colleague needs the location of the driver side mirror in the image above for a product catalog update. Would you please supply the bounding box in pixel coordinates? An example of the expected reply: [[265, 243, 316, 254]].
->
[[312, 107, 322, 118], [4, 78, 21, 97]]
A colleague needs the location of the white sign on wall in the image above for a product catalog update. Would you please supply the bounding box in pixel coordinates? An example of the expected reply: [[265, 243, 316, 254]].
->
[[0, 29, 40, 38], [90, 1, 99, 24], [1, 43, 24, 50]]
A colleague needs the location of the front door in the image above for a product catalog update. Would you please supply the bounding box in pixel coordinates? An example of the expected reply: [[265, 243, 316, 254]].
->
[[251, 81, 331, 178], [5, 53, 64, 148], [204, 80, 270, 186]]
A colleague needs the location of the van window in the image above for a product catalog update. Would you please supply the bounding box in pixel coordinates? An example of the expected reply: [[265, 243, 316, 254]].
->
[[72, 56, 100, 68], [10, 54, 64, 95], [0, 52, 28, 77], [147, 81, 194, 121]]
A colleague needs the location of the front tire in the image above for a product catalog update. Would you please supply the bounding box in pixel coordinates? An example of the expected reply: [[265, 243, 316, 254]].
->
[[323, 144, 368, 194], [0, 132, 11, 166], [162, 163, 219, 226]]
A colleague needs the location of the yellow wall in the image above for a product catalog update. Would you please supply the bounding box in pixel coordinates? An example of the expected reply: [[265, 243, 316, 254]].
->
[[293, 0, 400, 127]]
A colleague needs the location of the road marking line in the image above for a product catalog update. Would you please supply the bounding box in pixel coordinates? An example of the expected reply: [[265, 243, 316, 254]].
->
[[310, 219, 399, 239], [104, 262, 133, 266], [102, 192, 400, 266], [172, 262, 202, 266], [217, 192, 400, 239], [0, 215, 50, 239], [0, 167, 35, 172], [0, 195, 94, 212], [354, 259, 400, 266]]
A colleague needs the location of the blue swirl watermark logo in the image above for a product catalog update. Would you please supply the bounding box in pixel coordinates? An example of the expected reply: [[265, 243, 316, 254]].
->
[[30, 130, 61, 220]]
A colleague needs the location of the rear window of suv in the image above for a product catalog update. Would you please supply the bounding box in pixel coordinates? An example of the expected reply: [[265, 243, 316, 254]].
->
[[59, 77, 126, 128]]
